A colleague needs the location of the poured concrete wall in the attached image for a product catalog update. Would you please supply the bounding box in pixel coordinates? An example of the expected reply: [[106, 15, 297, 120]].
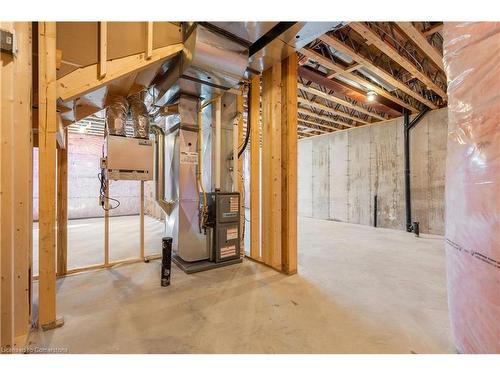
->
[[297, 108, 447, 235]]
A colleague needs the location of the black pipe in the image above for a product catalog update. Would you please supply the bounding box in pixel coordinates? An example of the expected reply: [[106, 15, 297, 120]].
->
[[161, 237, 172, 287], [403, 109, 411, 232], [238, 82, 251, 158], [373, 195, 378, 228], [403, 107, 430, 232]]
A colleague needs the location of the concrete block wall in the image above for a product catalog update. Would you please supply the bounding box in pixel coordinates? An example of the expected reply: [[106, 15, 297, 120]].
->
[[297, 108, 447, 235]]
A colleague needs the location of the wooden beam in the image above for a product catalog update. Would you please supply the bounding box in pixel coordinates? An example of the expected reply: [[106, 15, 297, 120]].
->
[[38, 22, 64, 331], [57, 42, 183, 102], [349, 22, 447, 99], [249, 76, 261, 261], [56, 129, 68, 277], [396, 22, 444, 71], [298, 83, 385, 121], [301, 48, 411, 114], [423, 23, 443, 37], [1, 21, 15, 351], [298, 108, 347, 129], [146, 22, 153, 59], [281, 53, 298, 274], [298, 65, 403, 116], [99, 22, 107, 78], [261, 63, 282, 270], [298, 118, 337, 132], [297, 96, 366, 125], [12, 22, 34, 347], [319, 34, 437, 110], [140, 181, 144, 260]]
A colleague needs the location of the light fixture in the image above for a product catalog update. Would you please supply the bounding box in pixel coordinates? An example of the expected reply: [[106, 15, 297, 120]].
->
[[367, 91, 377, 102]]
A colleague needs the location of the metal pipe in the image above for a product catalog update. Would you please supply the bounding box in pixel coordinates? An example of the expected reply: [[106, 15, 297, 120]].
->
[[403, 109, 411, 232], [151, 124, 175, 215], [373, 195, 378, 228], [214, 96, 222, 190], [403, 107, 430, 232]]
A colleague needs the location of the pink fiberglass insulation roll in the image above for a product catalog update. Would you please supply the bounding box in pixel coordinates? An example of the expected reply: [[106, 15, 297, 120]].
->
[[443, 22, 500, 353]]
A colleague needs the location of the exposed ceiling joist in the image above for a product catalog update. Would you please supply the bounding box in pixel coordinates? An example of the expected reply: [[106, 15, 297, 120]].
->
[[319, 33, 437, 110], [298, 118, 337, 132], [298, 107, 350, 128], [396, 22, 445, 71], [348, 22, 447, 99], [423, 23, 444, 37], [298, 96, 370, 125], [299, 82, 385, 121], [302, 46, 417, 112], [299, 66, 403, 116]]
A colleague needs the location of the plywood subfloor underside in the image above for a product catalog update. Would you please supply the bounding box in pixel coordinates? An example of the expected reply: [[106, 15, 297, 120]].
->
[[30, 217, 455, 353]]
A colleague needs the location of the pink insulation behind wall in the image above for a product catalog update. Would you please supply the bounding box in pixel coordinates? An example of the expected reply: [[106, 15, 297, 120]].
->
[[33, 132, 141, 220], [443, 22, 500, 353]]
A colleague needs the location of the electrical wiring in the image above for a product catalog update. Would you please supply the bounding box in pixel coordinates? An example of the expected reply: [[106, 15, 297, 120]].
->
[[98, 171, 121, 211]]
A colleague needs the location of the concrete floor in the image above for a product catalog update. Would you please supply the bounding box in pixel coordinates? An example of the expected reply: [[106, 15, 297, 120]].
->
[[30, 217, 455, 353]]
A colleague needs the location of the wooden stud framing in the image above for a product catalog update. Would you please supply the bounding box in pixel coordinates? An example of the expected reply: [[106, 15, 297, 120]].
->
[[146, 22, 154, 59], [1, 21, 16, 350], [99, 22, 107, 78], [281, 53, 298, 274], [140, 181, 145, 260], [349, 23, 447, 99], [56, 129, 68, 276], [261, 63, 282, 270], [1, 21, 33, 350], [38, 22, 63, 331], [104, 181, 110, 265], [396, 22, 445, 71], [249, 76, 261, 261]]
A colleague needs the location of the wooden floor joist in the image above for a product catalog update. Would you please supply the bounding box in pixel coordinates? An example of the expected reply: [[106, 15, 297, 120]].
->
[[297, 96, 368, 125], [319, 34, 436, 110], [349, 22, 447, 99], [299, 83, 383, 121], [396, 22, 445, 71]]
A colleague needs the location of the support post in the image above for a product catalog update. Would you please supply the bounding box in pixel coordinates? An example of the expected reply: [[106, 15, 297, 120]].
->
[[1, 21, 33, 350], [261, 62, 282, 270], [104, 180, 110, 265], [38, 22, 63, 330], [140, 180, 145, 260], [56, 129, 68, 276], [280, 53, 298, 274], [249, 76, 261, 260], [99, 22, 107, 78]]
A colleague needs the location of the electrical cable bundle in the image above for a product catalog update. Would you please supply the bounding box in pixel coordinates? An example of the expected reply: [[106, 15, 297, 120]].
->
[[98, 169, 120, 211]]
